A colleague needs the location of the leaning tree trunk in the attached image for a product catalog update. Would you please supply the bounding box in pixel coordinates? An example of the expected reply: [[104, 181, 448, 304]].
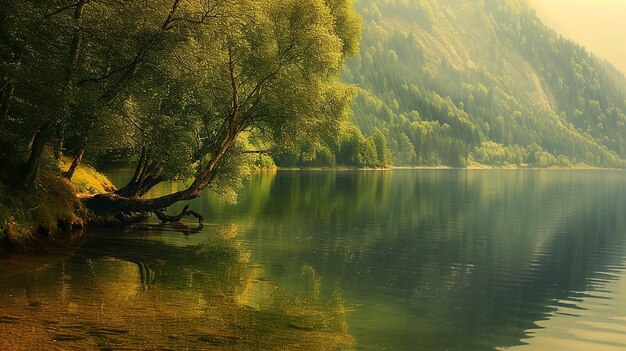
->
[[65, 149, 84, 180], [115, 149, 165, 198], [84, 48, 243, 225], [24, 126, 48, 188], [83, 129, 238, 223], [115, 175, 164, 198]]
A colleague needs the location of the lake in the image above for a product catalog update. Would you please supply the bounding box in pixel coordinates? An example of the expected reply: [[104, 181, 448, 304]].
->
[[1, 169, 626, 350]]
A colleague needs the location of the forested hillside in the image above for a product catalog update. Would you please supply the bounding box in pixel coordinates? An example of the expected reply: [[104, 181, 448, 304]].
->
[[337, 0, 626, 167]]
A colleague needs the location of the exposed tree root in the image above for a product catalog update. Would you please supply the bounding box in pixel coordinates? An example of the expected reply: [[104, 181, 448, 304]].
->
[[153, 204, 204, 227], [87, 211, 153, 227]]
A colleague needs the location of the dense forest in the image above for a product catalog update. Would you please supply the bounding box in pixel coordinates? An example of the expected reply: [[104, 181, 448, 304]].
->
[[281, 0, 626, 168]]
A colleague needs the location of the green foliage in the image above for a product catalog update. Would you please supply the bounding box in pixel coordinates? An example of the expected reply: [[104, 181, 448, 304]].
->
[[273, 124, 392, 168], [7, 0, 626, 230], [472, 141, 527, 167], [1, 0, 362, 205], [206, 138, 257, 204], [371, 129, 392, 167], [341, 0, 626, 168]]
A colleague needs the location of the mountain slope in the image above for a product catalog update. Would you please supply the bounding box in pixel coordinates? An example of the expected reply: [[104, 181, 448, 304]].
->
[[342, 0, 626, 167]]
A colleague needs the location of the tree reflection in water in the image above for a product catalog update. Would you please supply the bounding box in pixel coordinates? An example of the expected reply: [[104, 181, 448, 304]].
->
[[0, 224, 354, 350]]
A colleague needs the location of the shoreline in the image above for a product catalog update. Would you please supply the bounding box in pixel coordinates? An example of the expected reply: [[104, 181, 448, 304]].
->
[[390, 166, 625, 171], [272, 166, 625, 171], [3, 163, 625, 252]]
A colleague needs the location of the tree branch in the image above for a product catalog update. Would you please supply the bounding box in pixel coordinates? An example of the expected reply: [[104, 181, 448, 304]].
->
[[153, 204, 204, 226], [43, 1, 91, 20]]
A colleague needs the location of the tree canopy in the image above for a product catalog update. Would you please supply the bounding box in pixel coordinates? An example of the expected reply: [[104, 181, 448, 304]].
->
[[0, 0, 361, 215]]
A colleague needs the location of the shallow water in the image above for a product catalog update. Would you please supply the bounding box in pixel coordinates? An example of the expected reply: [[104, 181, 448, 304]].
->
[[2, 169, 626, 350]]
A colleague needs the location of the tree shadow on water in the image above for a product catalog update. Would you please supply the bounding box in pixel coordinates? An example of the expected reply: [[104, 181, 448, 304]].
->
[[0, 224, 355, 350]]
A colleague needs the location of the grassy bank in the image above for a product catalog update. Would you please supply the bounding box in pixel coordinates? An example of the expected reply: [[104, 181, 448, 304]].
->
[[0, 157, 114, 251]]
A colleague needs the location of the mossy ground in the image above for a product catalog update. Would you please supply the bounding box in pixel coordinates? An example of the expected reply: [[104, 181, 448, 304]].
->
[[59, 157, 115, 194], [0, 154, 115, 250]]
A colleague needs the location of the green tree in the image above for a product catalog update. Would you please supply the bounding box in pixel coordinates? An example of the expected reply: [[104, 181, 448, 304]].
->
[[0, 0, 361, 220], [84, 0, 362, 215], [371, 129, 392, 167], [395, 133, 417, 165]]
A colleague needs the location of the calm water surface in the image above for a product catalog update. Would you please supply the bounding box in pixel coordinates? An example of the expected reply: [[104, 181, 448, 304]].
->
[[1, 170, 626, 350]]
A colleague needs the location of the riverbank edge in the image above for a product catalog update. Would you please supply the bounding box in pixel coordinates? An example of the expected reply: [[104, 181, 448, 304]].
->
[[0, 159, 115, 253], [2, 162, 624, 252]]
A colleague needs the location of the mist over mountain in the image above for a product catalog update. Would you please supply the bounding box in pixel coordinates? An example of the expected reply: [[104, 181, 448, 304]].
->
[[341, 0, 626, 167], [531, 0, 626, 76]]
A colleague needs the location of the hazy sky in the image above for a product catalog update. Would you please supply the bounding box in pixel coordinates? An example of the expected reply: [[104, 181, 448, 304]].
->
[[530, 0, 626, 74]]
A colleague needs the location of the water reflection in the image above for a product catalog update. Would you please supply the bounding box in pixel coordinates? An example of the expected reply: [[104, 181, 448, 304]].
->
[[180, 169, 626, 350], [0, 224, 355, 350], [3, 169, 626, 350]]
